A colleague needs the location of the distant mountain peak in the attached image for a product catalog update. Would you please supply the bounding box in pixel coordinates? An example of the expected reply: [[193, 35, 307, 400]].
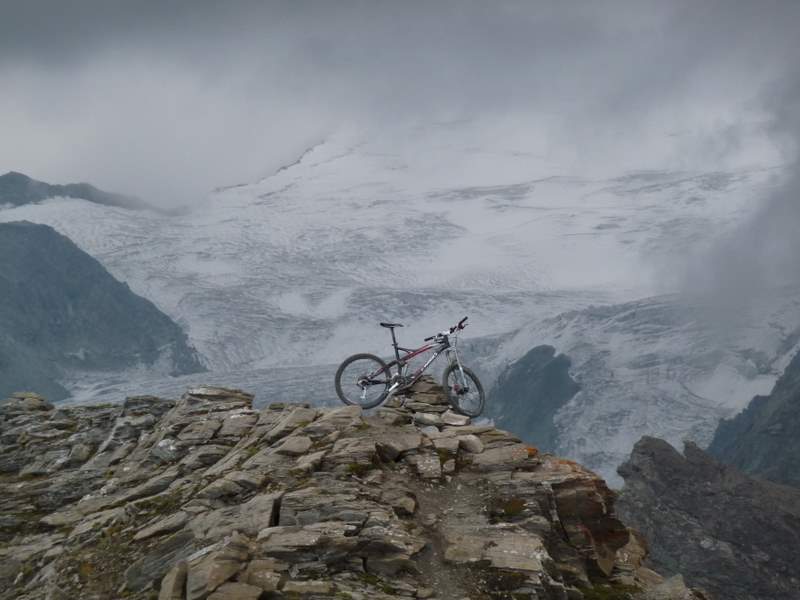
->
[[2, 170, 31, 181], [0, 171, 150, 210]]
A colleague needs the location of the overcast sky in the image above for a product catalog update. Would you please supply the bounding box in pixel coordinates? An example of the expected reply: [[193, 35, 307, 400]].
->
[[1, 1, 798, 206]]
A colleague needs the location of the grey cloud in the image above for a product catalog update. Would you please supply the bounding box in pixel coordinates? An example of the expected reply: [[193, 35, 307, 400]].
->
[[0, 1, 798, 206], [683, 72, 800, 304]]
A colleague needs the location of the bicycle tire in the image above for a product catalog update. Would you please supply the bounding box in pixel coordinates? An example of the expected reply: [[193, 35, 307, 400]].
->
[[442, 364, 485, 417], [335, 353, 391, 409]]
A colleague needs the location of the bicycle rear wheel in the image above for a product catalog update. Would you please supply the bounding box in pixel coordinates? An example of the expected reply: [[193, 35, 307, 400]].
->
[[442, 364, 485, 417], [335, 353, 391, 409]]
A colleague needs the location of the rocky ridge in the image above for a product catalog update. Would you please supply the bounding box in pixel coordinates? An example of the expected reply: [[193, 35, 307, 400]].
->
[[709, 349, 800, 487], [0, 171, 149, 210], [617, 436, 800, 600], [1, 378, 703, 600]]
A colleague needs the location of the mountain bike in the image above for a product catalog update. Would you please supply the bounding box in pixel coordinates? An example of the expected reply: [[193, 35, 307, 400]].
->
[[334, 316, 485, 416]]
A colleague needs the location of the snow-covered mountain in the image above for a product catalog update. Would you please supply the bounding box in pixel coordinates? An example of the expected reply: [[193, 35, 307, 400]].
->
[[1, 122, 792, 480]]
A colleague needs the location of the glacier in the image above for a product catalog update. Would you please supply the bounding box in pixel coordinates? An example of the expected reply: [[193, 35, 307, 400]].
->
[[0, 121, 792, 481]]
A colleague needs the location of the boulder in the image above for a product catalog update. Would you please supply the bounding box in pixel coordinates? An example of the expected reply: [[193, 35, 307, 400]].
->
[[158, 561, 187, 600], [440, 410, 470, 426], [240, 559, 283, 591], [376, 431, 422, 461], [413, 413, 442, 427], [457, 434, 484, 454]]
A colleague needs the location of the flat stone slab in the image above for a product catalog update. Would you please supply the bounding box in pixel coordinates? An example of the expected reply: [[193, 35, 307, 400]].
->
[[324, 437, 377, 468], [470, 443, 531, 471], [405, 401, 448, 413], [441, 410, 470, 426], [282, 580, 333, 594], [158, 561, 187, 600], [240, 560, 283, 591], [433, 437, 460, 455], [411, 452, 442, 479], [177, 419, 222, 442], [413, 413, 442, 427], [264, 407, 319, 444], [190, 493, 282, 541], [376, 432, 422, 461], [134, 511, 190, 541], [208, 582, 264, 600], [375, 407, 412, 425], [276, 435, 313, 456], [293, 449, 327, 473], [483, 532, 546, 572]]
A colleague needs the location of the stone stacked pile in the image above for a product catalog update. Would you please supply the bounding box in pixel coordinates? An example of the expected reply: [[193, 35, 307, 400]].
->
[[1, 378, 704, 600]]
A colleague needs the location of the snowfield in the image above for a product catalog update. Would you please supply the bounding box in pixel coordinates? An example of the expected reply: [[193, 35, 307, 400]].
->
[[1, 121, 792, 481]]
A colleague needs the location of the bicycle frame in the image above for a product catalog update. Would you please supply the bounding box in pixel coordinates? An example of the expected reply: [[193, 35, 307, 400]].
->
[[372, 330, 466, 398]]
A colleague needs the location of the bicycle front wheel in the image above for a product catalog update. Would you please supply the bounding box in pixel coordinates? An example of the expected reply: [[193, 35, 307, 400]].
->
[[335, 353, 391, 409], [442, 364, 485, 417]]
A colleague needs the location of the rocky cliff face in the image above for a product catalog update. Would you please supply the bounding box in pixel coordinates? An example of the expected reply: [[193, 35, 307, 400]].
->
[[0, 378, 703, 600], [0, 221, 204, 400], [708, 350, 800, 487], [616, 436, 800, 600]]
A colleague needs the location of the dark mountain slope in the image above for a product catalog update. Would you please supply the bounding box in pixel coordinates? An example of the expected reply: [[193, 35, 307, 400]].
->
[[0, 221, 204, 400], [488, 344, 580, 452], [708, 349, 800, 487], [0, 171, 149, 210], [617, 436, 800, 600]]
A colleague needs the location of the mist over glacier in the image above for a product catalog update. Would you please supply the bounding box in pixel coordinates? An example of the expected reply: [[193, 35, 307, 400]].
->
[[0, 118, 787, 394]]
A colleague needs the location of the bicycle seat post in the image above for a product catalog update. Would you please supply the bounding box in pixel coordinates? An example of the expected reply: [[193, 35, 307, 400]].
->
[[380, 322, 404, 364], [389, 327, 401, 363]]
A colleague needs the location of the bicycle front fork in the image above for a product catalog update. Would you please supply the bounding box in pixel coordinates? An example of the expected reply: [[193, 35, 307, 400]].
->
[[446, 348, 467, 383]]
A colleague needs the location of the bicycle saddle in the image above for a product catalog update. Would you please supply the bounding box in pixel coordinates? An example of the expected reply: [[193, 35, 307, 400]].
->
[[380, 322, 404, 328]]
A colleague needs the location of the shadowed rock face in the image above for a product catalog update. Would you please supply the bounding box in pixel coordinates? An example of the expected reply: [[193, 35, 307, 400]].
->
[[0, 221, 204, 400], [709, 350, 800, 488], [489, 345, 580, 452], [0, 378, 702, 600], [617, 436, 800, 600], [0, 171, 149, 210]]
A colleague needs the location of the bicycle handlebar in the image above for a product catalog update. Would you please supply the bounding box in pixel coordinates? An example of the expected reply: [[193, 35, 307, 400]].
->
[[450, 316, 468, 333], [424, 316, 468, 341]]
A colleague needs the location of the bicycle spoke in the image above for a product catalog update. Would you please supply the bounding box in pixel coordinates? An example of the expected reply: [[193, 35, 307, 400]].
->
[[445, 368, 484, 416], [338, 356, 389, 407]]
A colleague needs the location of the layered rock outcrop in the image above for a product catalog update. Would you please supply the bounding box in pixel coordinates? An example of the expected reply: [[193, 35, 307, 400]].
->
[[1, 379, 702, 599], [617, 436, 800, 600]]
